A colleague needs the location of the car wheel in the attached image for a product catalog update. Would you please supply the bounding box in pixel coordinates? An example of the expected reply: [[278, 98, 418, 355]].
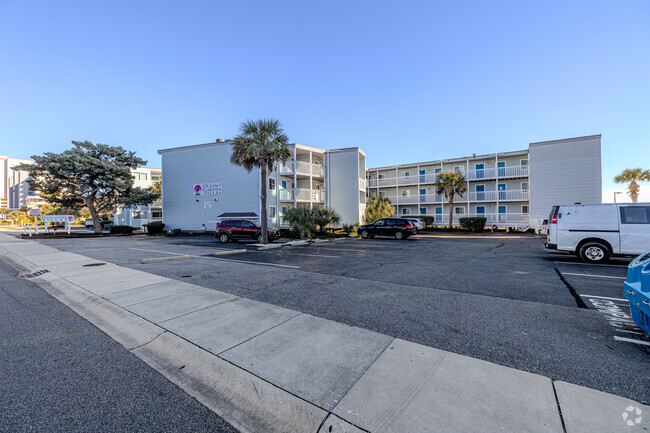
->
[[413, 228, 418, 235], [256, 233, 263, 243], [395, 231, 404, 240], [579, 242, 610, 264], [218, 233, 230, 243], [360, 230, 369, 239]]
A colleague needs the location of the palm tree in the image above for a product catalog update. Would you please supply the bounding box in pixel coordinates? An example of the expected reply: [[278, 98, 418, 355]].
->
[[313, 207, 341, 232], [435, 170, 467, 229], [614, 168, 650, 203], [231, 119, 290, 243], [365, 195, 395, 223], [284, 206, 316, 239]]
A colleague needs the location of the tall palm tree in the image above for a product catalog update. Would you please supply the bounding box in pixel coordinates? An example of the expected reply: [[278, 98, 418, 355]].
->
[[614, 168, 650, 203], [435, 170, 467, 229], [231, 119, 290, 243]]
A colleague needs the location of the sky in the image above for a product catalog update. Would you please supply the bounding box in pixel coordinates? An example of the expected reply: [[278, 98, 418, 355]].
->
[[1, 1, 649, 202]]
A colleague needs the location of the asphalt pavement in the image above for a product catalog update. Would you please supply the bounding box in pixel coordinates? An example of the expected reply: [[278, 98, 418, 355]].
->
[[0, 257, 238, 433], [16, 233, 650, 404]]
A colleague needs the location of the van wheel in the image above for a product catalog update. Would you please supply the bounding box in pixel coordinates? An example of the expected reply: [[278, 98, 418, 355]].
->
[[360, 230, 369, 239], [395, 231, 404, 240], [218, 233, 230, 243], [579, 242, 610, 264]]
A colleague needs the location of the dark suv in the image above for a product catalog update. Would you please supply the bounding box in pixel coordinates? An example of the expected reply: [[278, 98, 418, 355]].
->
[[215, 220, 279, 243], [358, 218, 417, 240]]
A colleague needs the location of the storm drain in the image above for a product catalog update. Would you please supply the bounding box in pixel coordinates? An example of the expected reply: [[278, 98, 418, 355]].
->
[[82, 263, 107, 267], [20, 269, 50, 279]]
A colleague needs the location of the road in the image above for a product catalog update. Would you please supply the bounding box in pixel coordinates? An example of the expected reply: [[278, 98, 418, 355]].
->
[[0, 257, 238, 433]]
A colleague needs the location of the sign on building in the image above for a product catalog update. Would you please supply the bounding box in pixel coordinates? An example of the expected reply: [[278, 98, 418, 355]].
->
[[193, 182, 222, 196], [28, 208, 41, 216]]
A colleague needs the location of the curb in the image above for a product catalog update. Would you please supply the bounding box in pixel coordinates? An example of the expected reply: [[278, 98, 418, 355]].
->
[[212, 249, 247, 256], [141, 255, 194, 264]]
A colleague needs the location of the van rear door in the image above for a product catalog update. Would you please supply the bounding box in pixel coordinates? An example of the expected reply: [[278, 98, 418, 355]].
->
[[618, 205, 650, 254]]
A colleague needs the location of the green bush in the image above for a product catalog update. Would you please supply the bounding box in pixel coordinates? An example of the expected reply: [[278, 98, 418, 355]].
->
[[458, 217, 487, 232], [109, 225, 135, 234], [146, 221, 165, 234], [421, 216, 434, 226], [341, 223, 358, 236]]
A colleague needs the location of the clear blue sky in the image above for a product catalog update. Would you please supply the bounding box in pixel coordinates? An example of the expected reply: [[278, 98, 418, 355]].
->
[[1, 1, 648, 200]]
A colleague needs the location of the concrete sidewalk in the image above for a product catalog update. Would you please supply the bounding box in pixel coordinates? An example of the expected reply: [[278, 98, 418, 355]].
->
[[0, 233, 647, 433]]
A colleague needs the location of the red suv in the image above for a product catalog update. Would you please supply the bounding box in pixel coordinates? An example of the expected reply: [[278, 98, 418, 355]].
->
[[215, 219, 279, 243]]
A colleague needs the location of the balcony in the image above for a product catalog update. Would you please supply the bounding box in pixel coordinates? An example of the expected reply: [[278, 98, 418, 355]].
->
[[435, 213, 529, 226], [359, 178, 366, 190], [375, 177, 397, 187], [466, 168, 496, 181], [497, 165, 529, 178], [295, 161, 324, 176], [467, 190, 529, 202], [279, 189, 293, 201], [398, 175, 419, 185], [294, 188, 326, 202]]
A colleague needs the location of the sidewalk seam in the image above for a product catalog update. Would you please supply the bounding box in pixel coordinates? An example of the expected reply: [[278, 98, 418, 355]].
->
[[128, 330, 167, 351], [552, 380, 568, 433], [216, 312, 304, 356]]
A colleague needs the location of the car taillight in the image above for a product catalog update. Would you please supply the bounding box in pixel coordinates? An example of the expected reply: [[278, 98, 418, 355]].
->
[[405, 224, 412, 228], [551, 215, 557, 224]]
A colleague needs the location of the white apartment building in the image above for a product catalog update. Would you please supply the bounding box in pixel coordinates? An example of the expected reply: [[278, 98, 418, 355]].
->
[[0, 156, 46, 210], [158, 140, 366, 231], [113, 167, 163, 228], [367, 135, 602, 230]]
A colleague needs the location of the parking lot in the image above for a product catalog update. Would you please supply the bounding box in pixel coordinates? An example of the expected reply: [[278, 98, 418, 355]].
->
[[17, 232, 650, 404]]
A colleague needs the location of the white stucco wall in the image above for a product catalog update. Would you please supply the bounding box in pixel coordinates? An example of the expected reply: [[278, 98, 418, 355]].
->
[[326, 149, 364, 225], [160, 142, 260, 231], [528, 135, 602, 228]]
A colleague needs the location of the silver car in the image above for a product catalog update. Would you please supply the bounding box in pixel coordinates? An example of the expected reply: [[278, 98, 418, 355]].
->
[[407, 218, 425, 233]]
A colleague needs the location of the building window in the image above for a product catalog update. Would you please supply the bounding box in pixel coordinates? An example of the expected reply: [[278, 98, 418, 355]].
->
[[521, 159, 528, 166], [269, 206, 276, 219], [522, 205, 529, 215], [269, 178, 275, 190], [133, 172, 148, 181], [420, 207, 426, 215], [402, 208, 410, 215], [455, 207, 465, 214], [402, 190, 408, 196], [521, 182, 528, 191], [454, 166, 462, 172], [151, 211, 162, 218]]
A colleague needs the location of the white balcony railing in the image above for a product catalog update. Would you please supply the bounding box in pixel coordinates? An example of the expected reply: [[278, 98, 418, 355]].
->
[[279, 189, 293, 201], [466, 167, 496, 180], [497, 165, 529, 178], [278, 161, 324, 176], [467, 190, 529, 202], [435, 212, 529, 225], [376, 177, 397, 187], [294, 188, 325, 202], [398, 175, 419, 185]]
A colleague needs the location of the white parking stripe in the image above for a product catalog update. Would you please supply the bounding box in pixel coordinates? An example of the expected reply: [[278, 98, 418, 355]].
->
[[210, 257, 300, 269], [258, 252, 340, 259], [579, 294, 627, 302], [562, 272, 626, 280], [554, 261, 628, 268], [131, 247, 193, 256], [613, 336, 650, 346]]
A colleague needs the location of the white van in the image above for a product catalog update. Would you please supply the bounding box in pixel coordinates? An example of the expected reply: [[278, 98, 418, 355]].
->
[[545, 203, 650, 263]]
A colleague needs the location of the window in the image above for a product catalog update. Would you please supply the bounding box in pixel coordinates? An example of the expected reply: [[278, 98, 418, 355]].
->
[[521, 182, 528, 191], [133, 172, 148, 181], [455, 207, 465, 214], [379, 191, 386, 197], [269, 206, 276, 219], [420, 189, 426, 195], [374, 219, 385, 226], [151, 211, 162, 218], [521, 159, 528, 166], [402, 208, 411, 215], [522, 205, 529, 215], [240, 221, 253, 228], [269, 178, 275, 190], [401, 171, 410, 177], [620, 206, 650, 224], [454, 166, 462, 172], [420, 207, 426, 215], [402, 190, 409, 196], [476, 206, 485, 214]]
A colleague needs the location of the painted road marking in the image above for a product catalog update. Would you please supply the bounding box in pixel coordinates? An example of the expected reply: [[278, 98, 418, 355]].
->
[[257, 251, 340, 259], [312, 247, 367, 253], [563, 272, 626, 280], [131, 247, 194, 256], [210, 256, 300, 269], [553, 261, 628, 268], [613, 336, 650, 346], [579, 294, 627, 302]]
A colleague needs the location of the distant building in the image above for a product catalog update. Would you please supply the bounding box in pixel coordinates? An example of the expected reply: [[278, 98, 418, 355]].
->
[[0, 156, 46, 209], [112, 167, 162, 228]]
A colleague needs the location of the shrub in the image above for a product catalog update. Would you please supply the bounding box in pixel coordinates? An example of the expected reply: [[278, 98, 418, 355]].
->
[[341, 223, 358, 236], [146, 221, 165, 234], [421, 216, 434, 227], [458, 217, 487, 232], [109, 225, 135, 234]]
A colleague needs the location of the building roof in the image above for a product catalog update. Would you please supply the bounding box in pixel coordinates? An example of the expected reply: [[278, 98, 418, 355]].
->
[[529, 134, 601, 147]]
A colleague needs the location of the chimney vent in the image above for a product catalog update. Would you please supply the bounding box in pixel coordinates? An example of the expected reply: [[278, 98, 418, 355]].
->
[[216, 138, 225, 143]]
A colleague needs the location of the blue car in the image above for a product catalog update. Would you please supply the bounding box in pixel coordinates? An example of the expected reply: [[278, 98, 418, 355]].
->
[[623, 249, 650, 336]]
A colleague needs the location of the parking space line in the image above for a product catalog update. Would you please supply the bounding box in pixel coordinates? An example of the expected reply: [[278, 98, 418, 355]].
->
[[210, 256, 300, 269], [311, 247, 367, 252], [562, 272, 626, 280], [131, 247, 191, 256], [553, 261, 628, 268], [579, 294, 627, 302], [257, 251, 340, 259], [613, 336, 650, 346]]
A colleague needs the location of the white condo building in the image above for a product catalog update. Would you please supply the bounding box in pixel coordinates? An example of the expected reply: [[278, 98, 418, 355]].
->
[[0, 156, 47, 210], [368, 135, 602, 229], [158, 135, 602, 232], [158, 140, 366, 231], [113, 166, 163, 228]]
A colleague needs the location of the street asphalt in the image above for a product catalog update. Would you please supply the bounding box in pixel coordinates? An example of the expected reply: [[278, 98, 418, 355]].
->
[[0, 258, 238, 433], [10, 232, 650, 405]]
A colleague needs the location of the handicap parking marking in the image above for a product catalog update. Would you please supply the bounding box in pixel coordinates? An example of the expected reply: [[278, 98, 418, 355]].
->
[[580, 294, 650, 345], [562, 272, 626, 280]]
